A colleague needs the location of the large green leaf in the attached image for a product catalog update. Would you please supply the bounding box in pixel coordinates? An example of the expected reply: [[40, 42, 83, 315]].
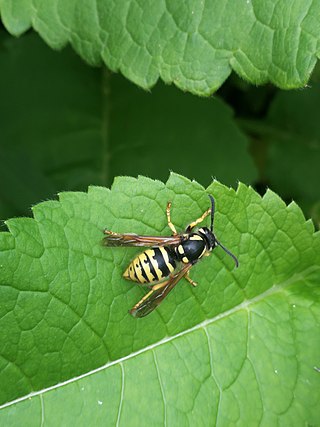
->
[[1, 0, 319, 95], [0, 32, 255, 219], [0, 173, 319, 425]]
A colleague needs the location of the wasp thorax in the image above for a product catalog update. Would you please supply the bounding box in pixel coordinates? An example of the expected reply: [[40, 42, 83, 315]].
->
[[175, 233, 208, 264]]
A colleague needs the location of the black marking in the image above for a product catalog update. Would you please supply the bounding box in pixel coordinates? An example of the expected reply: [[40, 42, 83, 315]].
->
[[145, 251, 160, 281], [138, 258, 149, 282], [176, 234, 206, 263], [153, 248, 173, 278], [166, 247, 177, 272]]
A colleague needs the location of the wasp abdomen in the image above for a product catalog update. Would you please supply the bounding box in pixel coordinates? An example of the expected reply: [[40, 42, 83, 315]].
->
[[176, 234, 207, 264], [123, 247, 176, 284]]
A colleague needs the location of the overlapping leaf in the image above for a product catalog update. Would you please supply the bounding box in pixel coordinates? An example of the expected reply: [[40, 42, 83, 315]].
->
[[1, 0, 319, 94]]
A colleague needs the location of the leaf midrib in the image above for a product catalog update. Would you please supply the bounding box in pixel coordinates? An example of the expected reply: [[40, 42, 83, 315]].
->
[[0, 266, 317, 411]]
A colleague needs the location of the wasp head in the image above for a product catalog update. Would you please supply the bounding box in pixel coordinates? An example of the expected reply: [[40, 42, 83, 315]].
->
[[206, 195, 239, 268]]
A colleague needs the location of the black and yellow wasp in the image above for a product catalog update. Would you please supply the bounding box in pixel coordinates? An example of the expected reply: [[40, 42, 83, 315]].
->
[[103, 195, 239, 318]]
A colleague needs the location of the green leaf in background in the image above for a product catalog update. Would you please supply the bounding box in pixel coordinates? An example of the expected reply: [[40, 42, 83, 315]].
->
[[265, 87, 320, 208], [0, 32, 256, 219], [1, 0, 319, 94], [0, 173, 319, 425], [237, 84, 320, 223]]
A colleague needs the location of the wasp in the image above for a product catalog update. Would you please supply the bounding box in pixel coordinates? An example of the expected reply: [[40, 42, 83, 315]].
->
[[103, 195, 239, 318]]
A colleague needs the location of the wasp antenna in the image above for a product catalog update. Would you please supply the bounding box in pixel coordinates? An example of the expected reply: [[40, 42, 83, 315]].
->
[[208, 195, 215, 231], [216, 240, 239, 268]]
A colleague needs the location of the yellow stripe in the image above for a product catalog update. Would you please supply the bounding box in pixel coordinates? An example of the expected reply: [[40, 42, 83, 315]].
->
[[123, 256, 145, 283], [199, 248, 207, 259], [129, 262, 137, 282], [178, 245, 184, 255], [138, 252, 156, 282], [123, 267, 130, 279], [145, 249, 164, 280], [159, 247, 175, 273], [135, 260, 146, 283], [123, 263, 136, 281], [190, 235, 203, 241]]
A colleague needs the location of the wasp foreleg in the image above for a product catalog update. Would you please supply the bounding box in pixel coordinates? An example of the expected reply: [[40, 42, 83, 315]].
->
[[166, 201, 178, 235], [185, 207, 211, 232], [130, 280, 169, 313]]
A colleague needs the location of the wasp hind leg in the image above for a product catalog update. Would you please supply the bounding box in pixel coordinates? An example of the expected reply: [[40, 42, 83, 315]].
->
[[166, 201, 178, 235], [130, 280, 169, 312], [144, 279, 170, 290], [185, 207, 211, 232], [148, 269, 197, 288], [151, 279, 171, 291]]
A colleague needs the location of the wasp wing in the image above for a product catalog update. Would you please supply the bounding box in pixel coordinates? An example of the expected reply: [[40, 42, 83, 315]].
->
[[103, 230, 182, 247], [129, 263, 193, 318]]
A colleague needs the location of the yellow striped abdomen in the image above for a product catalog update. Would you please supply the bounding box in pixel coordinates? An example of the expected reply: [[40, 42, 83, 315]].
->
[[123, 247, 176, 284]]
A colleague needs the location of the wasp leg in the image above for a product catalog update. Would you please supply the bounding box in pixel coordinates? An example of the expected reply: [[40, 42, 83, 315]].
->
[[166, 201, 178, 235], [104, 230, 118, 236], [130, 289, 154, 313], [184, 270, 198, 287], [185, 207, 211, 232], [151, 280, 170, 291], [144, 280, 170, 290], [131, 280, 169, 311]]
